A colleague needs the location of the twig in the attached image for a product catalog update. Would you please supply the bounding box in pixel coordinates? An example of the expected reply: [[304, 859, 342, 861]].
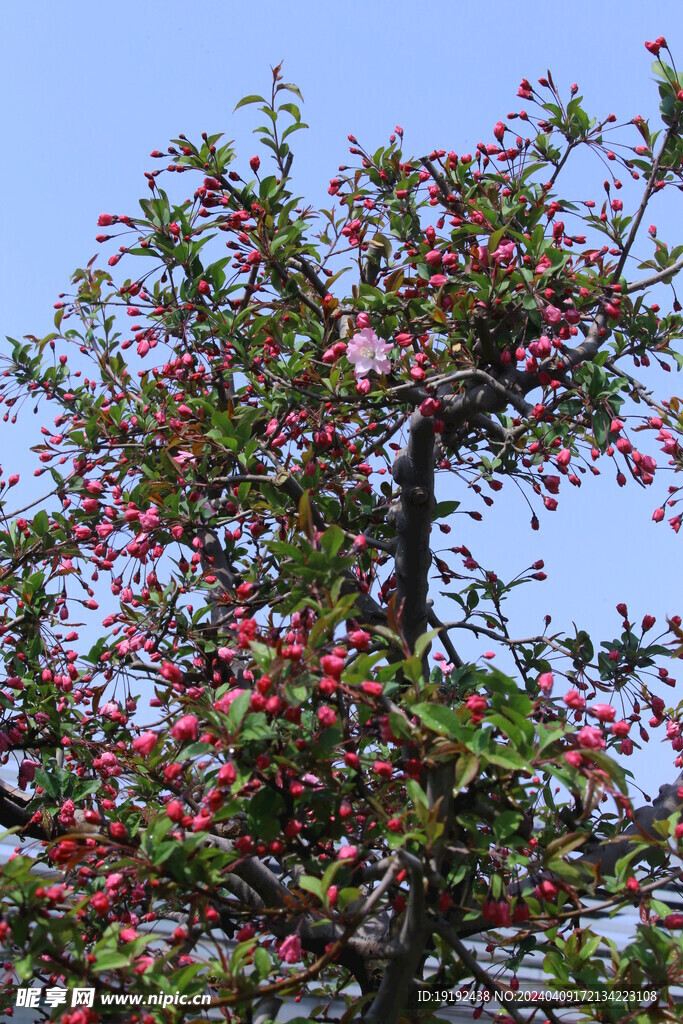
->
[[427, 608, 464, 668], [613, 122, 679, 282], [434, 920, 531, 1024]]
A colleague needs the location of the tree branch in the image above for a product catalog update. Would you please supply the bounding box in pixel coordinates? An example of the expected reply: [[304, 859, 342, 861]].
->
[[427, 608, 464, 668], [391, 411, 435, 652], [623, 256, 683, 294], [364, 849, 427, 1024], [579, 770, 683, 878], [613, 122, 679, 282], [434, 920, 531, 1024]]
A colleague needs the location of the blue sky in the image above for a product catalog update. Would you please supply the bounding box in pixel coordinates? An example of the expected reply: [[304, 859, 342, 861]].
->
[[2, 1, 683, 797]]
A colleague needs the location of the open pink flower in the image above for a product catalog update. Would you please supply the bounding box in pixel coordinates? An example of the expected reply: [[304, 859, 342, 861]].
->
[[492, 240, 515, 263], [278, 933, 302, 963], [346, 328, 392, 377]]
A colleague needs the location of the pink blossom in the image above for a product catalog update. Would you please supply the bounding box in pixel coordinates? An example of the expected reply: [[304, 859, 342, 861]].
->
[[318, 705, 337, 727], [476, 245, 489, 266], [590, 703, 616, 723], [563, 689, 585, 710], [214, 688, 246, 713], [612, 720, 630, 738], [466, 694, 488, 716], [538, 672, 553, 695], [278, 933, 302, 963], [535, 879, 559, 901], [90, 892, 110, 916], [139, 509, 160, 531], [543, 304, 562, 325], [346, 328, 392, 377], [18, 759, 38, 790], [576, 725, 605, 750], [347, 629, 371, 650], [338, 844, 358, 860], [645, 37, 666, 57], [132, 731, 158, 756], [160, 661, 183, 685], [173, 450, 197, 469], [320, 654, 345, 678], [492, 240, 515, 263], [192, 811, 213, 832], [361, 680, 383, 696], [58, 799, 76, 825], [166, 799, 185, 822], [170, 715, 199, 742]]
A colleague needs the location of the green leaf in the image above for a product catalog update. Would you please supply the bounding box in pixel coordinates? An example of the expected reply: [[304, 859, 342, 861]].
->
[[278, 101, 301, 121], [227, 690, 251, 729], [488, 227, 506, 253], [412, 702, 462, 737], [278, 82, 304, 102], [405, 778, 430, 812], [254, 946, 272, 980], [13, 956, 33, 980], [320, 524, 345, 558], [298, 875, 323, 901], [592, 408, 611, 450], [493, 810, 522, 840], [485, 746, 528, 770], [413, 628, 440, 662], [93, 951, 134, 971], [32, 510, 49, 537], [454, 755, 480, 792], [246, 787, 285, 842], [578, 934, 602, 961], [433, 499, 460, 518], [34, 768, 62, 800], [233, 94, 266, 111]]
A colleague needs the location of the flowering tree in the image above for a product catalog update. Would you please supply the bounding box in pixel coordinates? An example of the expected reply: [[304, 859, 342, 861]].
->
[[3, 40, 683, 1024]]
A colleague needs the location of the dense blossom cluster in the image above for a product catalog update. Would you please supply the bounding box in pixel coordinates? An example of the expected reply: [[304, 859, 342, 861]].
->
[[0, 46, 683, 1024]]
